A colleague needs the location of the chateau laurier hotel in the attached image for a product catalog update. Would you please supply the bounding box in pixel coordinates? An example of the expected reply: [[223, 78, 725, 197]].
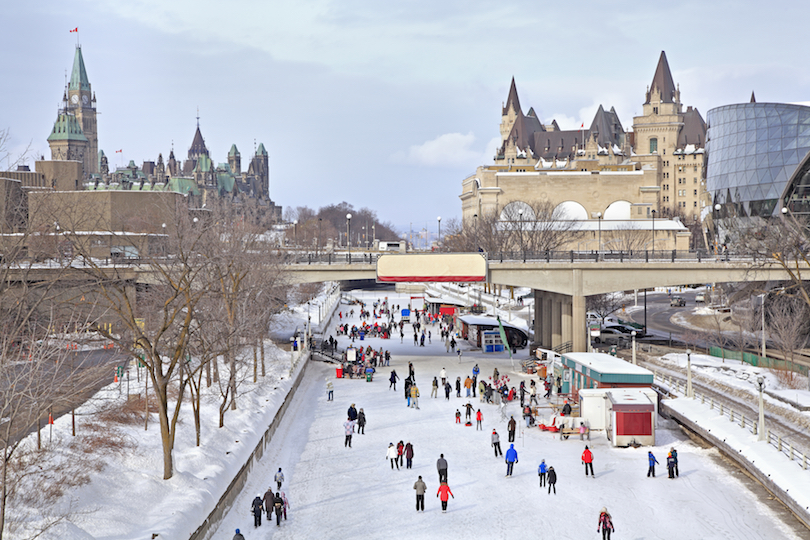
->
[[461, 52, 709, 251]]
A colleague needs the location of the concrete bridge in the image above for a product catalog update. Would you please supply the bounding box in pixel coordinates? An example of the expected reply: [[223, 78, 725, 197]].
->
[[286, 253, 806, 353]]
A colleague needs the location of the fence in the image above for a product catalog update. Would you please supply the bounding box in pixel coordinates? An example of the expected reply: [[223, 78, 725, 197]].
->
[[653, 370, 809, 472], [708, 346, 809, 375]]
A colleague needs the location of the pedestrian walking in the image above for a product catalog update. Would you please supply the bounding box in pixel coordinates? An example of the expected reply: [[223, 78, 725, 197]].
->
[[437, 481, 454, 513], [357, 409, 366, 434], [547, 466, 557, 494], [389, 370, 399, 390], [405, 442, 414, 469], [274, 468, 284, 490], [262, 487, 274, 518], [397, 440, 405, 467], [251, 494, 264, 527], [507, 415, 516, 442], [464, 376, 472, 397], [579, 422, 589, 440], [647, 451, 659, 477], [492, 429, 503, 457], [344, 417, 354, 448], [670, 447, 679, 477], [597, 507, 614, 539], [410, 384, 420, 409], [431, 377, 439, 398], [409, 361, 415, 380], [386, 443, 399, 470], [440, 367, 447, 386], [505, 444, 518, 476], [326, 378, 334, 401], [444, 381, 452, 400], [347, 404, 358, 430], [437, 454, 448, 483], [280, 491, 289, 520], [233, 529, 245, 540], [538, 459, 547, 487], [455, 377, 461, 398], [272, 492, 283, 526], [414, 475, 427, 512], [582, 446, 594, 477], [476, 409, 483, 430], [667, 451, 677, 478], [455, 409, 461, 424]]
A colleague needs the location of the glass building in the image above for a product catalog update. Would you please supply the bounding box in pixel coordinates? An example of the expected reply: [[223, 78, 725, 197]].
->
[[706, 102, 810, 218]]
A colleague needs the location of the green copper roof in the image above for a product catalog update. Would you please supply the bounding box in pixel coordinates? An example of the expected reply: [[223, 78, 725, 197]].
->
[[168, 177, 199, 196], [194, 154, 213, 173], [47, 113, 88, 142], [256, 143, 267, 156], [228, 144, 240, 156], [216, 172, 235, 193], [69, 46, 90, 92]]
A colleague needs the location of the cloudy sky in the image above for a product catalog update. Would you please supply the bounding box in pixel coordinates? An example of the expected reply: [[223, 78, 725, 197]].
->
[[3, 0, 810, 232]]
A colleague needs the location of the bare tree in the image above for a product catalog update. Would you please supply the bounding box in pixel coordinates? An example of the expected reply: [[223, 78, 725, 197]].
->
[[766, 295, 809, 388], [586, 293, 626, 325], [604, 223, 649, 253]]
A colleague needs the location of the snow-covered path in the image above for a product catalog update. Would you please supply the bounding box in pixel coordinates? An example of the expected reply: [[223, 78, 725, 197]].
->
[[214, 291, 803, 539]]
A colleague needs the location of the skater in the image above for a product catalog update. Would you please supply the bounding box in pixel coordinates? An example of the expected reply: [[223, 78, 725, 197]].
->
[[530, 384, 538, 406], [538, 459, 547, 487], [670, 447, 679, 476], [344, 417, 354, 448], [386, 443, 399, 469], [547, 466, 557, 494], [357, 408, 366, 434], [274, 468, 284, 490], [410, 383, 420, 409], [505, 444, 518, 476], [582, 446, 594, 477], [444, 381, 452, 400], [440, 367, 447, 386], [409, 361, 415, 380], [476, 409, 483, 430], [326, 378, 333, 401], [556, 375, 562, 395], [464, 402, 474, 421], [667, 451, 677, 478], [431, 377, 439, 398], [397, 440, 405, 467], [455, 409, 461, 424], [280, 491, 289, 520], [251, 493, 264, 527], [437, 481, 454, 513], [464, 376, 472, 397], [233, 529, 245, 540], [347, 404, 358, 430], [492, 429, 503, 456], [405, 442, 414, 469], [389, 370, 400, 390], [437, 454, 448, 483], [413, 476, 427, 512], [597, 507, 614, 539], [647, 451, 659, 477], [455, 377, 462, 398], [405, 377, 412, 407], [272, 492, 283, 526], [507, 415, 516, 442]]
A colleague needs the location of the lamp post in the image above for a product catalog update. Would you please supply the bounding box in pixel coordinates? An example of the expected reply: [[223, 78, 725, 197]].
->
[[757, 375, 766, 441], [317, 218, 322, 256], [346, 213, 352, 257], [473, 213, 478, 251], [651, 209, 656, 254], [686, 348, 693, 398], [631, 330, 637, 365], [714, 203, 722, 254], [437, 216, 441, 250], [596, 211, 602, 260], [293, 220, 298, 247], [759, 293, 767, 360], [372, 223, 376, 249], [518, 208, 524, 259]]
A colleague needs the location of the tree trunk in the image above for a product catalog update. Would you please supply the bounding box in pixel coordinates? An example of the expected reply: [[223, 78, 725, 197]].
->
[[253, 344, 258, 383], [228, 348, 237, 411], [205, 357, 211, 388], [155, 379, 174, 480], [0, 448, 8, 540], [260, 339, 266, 377]]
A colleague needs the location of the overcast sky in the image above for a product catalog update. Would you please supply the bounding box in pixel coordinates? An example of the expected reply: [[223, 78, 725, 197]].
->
[[3, 0, 810, 233]]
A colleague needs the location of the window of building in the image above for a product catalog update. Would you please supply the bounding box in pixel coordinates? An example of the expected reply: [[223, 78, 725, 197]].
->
[[650, 138, 658, 154], [693, 189, 697, 196], [694, 201, 698, 207], [653, 107, 658, 114]]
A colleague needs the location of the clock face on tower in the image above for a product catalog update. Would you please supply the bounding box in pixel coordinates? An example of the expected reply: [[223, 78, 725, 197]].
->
[[82, 95, 88, 105], [70, 95, 79, 104]]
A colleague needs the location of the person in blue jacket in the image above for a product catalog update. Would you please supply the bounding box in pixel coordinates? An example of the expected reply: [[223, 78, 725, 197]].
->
[[647, 451, 659, 477], [505, 444, 519, 476], [538, 459, 548, 487]]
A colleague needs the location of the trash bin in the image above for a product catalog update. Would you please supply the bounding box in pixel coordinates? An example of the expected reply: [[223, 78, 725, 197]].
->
[[359, 332, 365, 341], [366, 373, 372, 382], [336, 366, 343, 378]]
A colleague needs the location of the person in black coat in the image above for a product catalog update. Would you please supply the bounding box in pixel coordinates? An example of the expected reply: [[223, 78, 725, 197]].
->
[[273, 492, 284, 526], [547, 466, 557, 494], [251, 494, 264, 526], [507, 416, 517, 442], [347, 404, 358, 432], [357, 409, 367, 434], [444, 381, 452, 400]]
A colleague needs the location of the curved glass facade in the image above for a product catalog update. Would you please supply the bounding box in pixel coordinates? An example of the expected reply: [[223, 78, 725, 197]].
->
[[706, 102, 810, 217]]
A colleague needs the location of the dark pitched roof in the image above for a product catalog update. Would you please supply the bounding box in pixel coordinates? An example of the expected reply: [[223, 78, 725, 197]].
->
[[677, 107, 707, 148], [750, 91, 756, 103], [529, 129, 584, 161], [646, 51, 677, 104], [589, 105, 624, 147], [188, 126, 209, 160], [502, 77, 522, 116]]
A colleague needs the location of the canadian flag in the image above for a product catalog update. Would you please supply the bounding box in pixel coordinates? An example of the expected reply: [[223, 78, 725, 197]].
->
[[69, 27, 78, 33], [580, 122, 584, 129], [115, 149, 123, 153]]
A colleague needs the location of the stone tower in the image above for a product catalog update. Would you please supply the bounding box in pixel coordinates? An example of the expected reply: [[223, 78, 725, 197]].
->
[[66, 45, 98, 175], [47, 109, 88, 171], [228, 144, 241, 174], [247, 143, 269, 198]]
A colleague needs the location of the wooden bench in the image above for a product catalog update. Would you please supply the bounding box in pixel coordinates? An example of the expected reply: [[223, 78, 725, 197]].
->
[[559, 426, 589, 440]]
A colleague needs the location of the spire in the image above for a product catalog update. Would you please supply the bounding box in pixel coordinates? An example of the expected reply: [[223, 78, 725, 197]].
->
[[256, 143, 268, 156], [750, 91, 756, 103], [188, 124, 209, 160], [69, 45, 90, 92], [228, 144, 240, 156], [502, 77, 522, 116], [645, 51, 676, 104]]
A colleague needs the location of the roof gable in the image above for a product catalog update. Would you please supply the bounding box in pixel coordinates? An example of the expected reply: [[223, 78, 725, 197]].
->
[[69, 46, 90, 92], [646, 51, 677, 104]]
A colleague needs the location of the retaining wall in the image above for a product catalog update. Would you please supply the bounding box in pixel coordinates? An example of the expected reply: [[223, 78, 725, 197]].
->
[[661, 401, 810, 530]]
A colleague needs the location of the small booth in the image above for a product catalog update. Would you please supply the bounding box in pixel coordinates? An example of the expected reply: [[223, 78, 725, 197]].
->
[[578, 387, 659, 431], [606, 389, 656, 447], [456, 315, 529, 350], [557, 352, 654, 396], [482, 330, 505, 353]]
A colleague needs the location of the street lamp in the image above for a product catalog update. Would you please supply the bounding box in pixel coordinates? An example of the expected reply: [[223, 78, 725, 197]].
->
[[518, 208, 524, 258], [596, 211, 602, 259], [714, 203, 722, 254], [437, 216, 441, 250], [372, 223, 376, 249], [651, 209, 656, 254], [317, 218, 322, 256], [686, 348, 693, 398], [293, 220, 298, 247], [346, 213, 352, 257], [757, 375, 766, 441], [758, 293, 767, 360], [631, 330, 637, 365]]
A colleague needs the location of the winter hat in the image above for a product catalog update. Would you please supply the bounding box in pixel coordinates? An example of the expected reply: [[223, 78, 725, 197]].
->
[[601, 507, 607, 513], [585, 445, 589, 450], [541, 459, 545, 463], [390, 442, 394, 446], [236, 530, 240, 534]]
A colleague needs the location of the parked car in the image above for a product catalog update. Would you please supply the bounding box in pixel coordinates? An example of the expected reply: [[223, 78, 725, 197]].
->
[[670, 296, 686, 307], [604, 323, 646, 338], [695, 292, 706, 303], [593, 327, 632, 344]]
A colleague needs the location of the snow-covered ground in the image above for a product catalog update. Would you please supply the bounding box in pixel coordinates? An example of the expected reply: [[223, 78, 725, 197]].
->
[[211, 290, 805, 539]]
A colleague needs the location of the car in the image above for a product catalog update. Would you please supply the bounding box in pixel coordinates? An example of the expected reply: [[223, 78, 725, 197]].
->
[[695, 292, 706, 303], [604, 323, 646, 338], [593, 327, 632, 344], [670, 296, 686, 307]]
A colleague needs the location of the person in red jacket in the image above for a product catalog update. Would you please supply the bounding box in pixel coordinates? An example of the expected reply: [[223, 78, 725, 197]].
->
[[437, 481, 454, 513], [582, 445, 594, 477], [475, 409, 483, 430], [597, 507, 614, 539]]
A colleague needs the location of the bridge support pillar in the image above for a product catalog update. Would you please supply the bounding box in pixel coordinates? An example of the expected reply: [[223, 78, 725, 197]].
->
[[534, 290, 577, 352], [572, 294, 587, 352], [551, 297, 562, 349]]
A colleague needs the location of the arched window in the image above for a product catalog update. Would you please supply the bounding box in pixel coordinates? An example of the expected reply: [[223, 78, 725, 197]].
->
[[650, 138, 658, 154]]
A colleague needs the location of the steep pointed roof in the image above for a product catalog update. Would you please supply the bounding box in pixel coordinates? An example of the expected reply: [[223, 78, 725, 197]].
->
[[589, 105, 624, 146], [750, 91, 756, 103], [69, 46, 91, 92], [228, 144, 240, 156], [188, 126, 209, 159], [256, 143, 268, 156], [502, 77, 522, 116], [677, 107, 707, 148], [47, 113, 88, 142], [645, 51, 677, 104]]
